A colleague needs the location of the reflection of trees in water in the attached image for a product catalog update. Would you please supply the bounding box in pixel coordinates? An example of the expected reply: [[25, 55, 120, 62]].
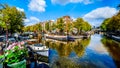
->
[[101, 37, 120, 68], [72, 38, 91, 57], [45, 38, 91, 57], [45, 40, 56, 49], [56, 43, 72, 57], [51, 57, 81, 68]]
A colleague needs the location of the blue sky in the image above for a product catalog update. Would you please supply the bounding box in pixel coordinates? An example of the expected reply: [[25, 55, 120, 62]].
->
[[0, 0, 120, 26]]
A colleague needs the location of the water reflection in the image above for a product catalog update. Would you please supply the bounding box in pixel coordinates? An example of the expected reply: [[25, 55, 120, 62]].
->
[[46, 34, 120, 68], [46, 38, 91, 68], [46, 38, 91, 57], [87, 35, 108, 54], [101, 37, 120, 68], [51, 57, 81, 68], [72, 39, 90, 57]]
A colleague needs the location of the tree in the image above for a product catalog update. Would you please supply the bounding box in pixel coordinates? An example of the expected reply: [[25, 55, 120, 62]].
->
[[51, 23, 56, 30], [73, 18, 91, 34], [100, 11, 120, 32], [45, 22, 50, 31], [101, 4, 120, 32], [73, 18, 84, 34], [36, 23, 42, 32], [56, 18, 65, 33], [23, 22, 42, 32], [0, 4, 26, 34], [108, 13, 120, 31], [100, 18, 111, 31], [67, 22, 73, 33], [82, 21, 91, 31]]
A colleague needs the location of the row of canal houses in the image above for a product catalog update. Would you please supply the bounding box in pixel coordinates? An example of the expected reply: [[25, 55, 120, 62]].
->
[[40, 16, 76, 33]]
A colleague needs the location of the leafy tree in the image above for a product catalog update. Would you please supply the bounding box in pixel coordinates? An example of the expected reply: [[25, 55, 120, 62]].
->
[[51, 23, 56, 30], [73, 18, 91, 34], [82, 21, 91, 31], [45, 22, 50, 31], [56, 18, 65, 33], [67, 22, 73, 33], [23, 23, 42, 32], [0, 21, 7, 29], [108, 12, 120, 31], [101, 4, 120, 32], [100, 18, 111, 31], [36, 23, 42, 31], [0, 4, 26, 34], [73, 18, 84, 34], [100, 11, 120, 32]]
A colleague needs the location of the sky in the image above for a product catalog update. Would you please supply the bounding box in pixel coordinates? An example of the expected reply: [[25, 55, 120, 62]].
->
[[0, 0, 120, 26]]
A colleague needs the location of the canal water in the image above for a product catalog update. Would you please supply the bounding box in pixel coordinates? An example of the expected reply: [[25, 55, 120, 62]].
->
[[46, 34, 120, 68]]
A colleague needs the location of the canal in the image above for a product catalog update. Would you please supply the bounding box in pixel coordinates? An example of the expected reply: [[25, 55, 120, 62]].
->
[[46, 34, 120, 68]]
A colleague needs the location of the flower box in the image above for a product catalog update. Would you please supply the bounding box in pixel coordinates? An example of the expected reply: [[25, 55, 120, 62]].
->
[[7, 60, 26, 68]]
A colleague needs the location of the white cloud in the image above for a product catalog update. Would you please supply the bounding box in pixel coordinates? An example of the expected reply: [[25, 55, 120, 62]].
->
[[51, 0, 93, 5], [24, 16, 40, 26], [71, 17, 76, 21], [24, 19, 30, 23], [83, 7, 118, 19], [28, 0, 46, 12], [83, 7, 118, 26], [16, 7, 24, 12]]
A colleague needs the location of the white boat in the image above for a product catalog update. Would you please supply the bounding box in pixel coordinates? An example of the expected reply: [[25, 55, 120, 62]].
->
[[29, 43, 49, 51], [28, 43, 49, 57], [36, 51, 49, 57]]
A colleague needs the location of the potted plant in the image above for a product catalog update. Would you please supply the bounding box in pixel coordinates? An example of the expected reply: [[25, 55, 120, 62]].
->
[[0, 41, 28, 68]]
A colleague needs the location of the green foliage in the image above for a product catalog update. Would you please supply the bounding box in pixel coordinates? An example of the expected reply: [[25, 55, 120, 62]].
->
[[51, 23, 56, 30], [23, 22, 42, 32], [107, 12, 120, 31], [74, 18, 84, 30], [66, 21, 73, 33], [46, 38, 91, 57], [73, 18, 91, 34], [7, 60, 26, 68], [37, 23, 42, 31], [100, 18, 111, 31], [100, 10, 120, 31], [2, 46, 28, 64], [23, 16, 92, 34], [5, 46, 27, 64], [0, 4, 26, 33], [56, 18, 65, 32], [0, 21, 6, 29], [82, 22, 91, 31], [45, 22, 50, 31]]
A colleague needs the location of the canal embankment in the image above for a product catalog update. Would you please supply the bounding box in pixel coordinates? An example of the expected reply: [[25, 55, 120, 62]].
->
[[105, 34, 120, 42]]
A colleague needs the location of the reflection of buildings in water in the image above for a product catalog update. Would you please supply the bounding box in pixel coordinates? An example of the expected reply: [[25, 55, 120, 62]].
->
[[101, 38, 120, 68], [46, 38, 91, 57]]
